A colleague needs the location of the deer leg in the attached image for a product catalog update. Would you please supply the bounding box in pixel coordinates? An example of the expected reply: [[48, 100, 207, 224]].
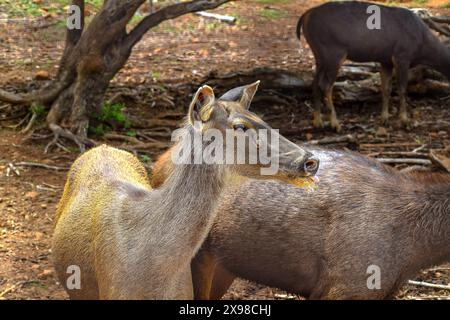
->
[[209, 264, 236, 300], [192, 250, 220, 299], [394, 61, 410, 127], [192, 250, 235, 300], [380, 64, 393, 125], [312, 68, 324, 129], [323, 84, 341, 132], [319, 55, 345, 132]]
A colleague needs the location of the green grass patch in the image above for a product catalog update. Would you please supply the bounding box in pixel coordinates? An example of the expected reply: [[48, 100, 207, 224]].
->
[[411, 0, 428, 6], [140, 154, 152, 164], [31, 104, 46, 116], [150, 71, 161, 81], [89, 102, 131, 137], [259, 8, 285, 20]]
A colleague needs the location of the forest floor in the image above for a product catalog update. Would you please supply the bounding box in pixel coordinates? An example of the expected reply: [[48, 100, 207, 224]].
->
[[0, 0, 449, 299]]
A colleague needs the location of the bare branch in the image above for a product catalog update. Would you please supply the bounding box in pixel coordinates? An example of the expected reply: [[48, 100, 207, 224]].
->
[[0, 69, 75, 105], [125, 0, 232, 49]]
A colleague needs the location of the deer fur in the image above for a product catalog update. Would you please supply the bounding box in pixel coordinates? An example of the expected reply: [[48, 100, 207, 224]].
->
[[52, 82, 318, 299], [151, 146, 450, 299], [296, 1, 450, 131]]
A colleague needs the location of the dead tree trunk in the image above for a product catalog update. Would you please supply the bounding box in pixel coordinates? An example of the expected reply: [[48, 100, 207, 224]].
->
[[0, 0, 231, 152]]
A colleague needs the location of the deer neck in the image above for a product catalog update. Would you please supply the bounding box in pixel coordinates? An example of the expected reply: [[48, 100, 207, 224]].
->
[[149, 124, 226, 254], [421, 37, 450, 81], [402, 176, 450, 269]]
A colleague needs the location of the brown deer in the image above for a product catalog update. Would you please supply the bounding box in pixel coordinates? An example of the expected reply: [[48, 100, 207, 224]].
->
[[297, 1, 450, 131], [52, 82, 319, 300], [151, 146, 450, 299]]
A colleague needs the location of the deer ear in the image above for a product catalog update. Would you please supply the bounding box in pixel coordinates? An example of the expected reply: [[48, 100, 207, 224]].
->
[[188, 85, 215, 126], [239, 80, 260, 110], [218, 81, 260, 110]]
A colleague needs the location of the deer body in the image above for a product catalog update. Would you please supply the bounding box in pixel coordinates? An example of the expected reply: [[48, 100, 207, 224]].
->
[[193, 148, 450, 299], [52, 82, 318, 299], [297, 1, 450, 131], [53, 144, 220, 299], [151, 146, 450, 299]]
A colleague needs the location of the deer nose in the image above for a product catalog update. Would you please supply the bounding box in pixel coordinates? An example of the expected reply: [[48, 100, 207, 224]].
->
[[293, 156, 319, 176], [303, 157, 319, 175]]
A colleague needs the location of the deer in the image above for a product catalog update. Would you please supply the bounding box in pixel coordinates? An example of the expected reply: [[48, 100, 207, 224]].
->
[[296, 1, 450, 132], [151, 146, 450, 299], [52, 81, 320, 300]]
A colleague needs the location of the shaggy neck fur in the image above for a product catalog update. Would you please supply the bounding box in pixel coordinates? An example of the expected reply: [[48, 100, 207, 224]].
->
[[145, 124, 226, 261]]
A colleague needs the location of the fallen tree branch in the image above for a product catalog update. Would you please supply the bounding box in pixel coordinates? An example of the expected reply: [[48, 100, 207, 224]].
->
[[400, 165, 431, 173], [376, 158, 432, 166], [360, 142, 422, 149], [14, 161, 69, 171], [367, 151, 429, 158], [408, 280, 450, 290]]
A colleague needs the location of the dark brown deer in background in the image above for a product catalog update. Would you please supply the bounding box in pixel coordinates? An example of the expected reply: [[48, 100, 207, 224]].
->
[[151, 146, 450, 299], [297, 1, 450, 132]]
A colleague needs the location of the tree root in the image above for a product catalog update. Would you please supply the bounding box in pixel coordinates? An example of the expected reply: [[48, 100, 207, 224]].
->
[[21, 112, 37, 134], [45, 123, 95, 154]]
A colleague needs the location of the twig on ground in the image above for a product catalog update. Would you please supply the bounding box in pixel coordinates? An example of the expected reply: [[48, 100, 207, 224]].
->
[[4, 113, 30, 129], [427, 267, 450, 271], [404, 295, 450, 300], [21, 112, 37, 134], [0, 281, 30, 299], [103, 133, 141, 144], [400, 165, 431, 173], [376, 158, 432, 166], [306, 134, 356, 145], [0, 104, 10, 111], [6, 163, 20, 176], [0, 112, 28, 121], [14, 161, 69, 171], [36, 185, 59, 192], [136, 131, 160, 143], [360, 142, 422, 149], [412, 145, 427, 153], [368, 151, 429, 158], [408, 280, 450, 290]]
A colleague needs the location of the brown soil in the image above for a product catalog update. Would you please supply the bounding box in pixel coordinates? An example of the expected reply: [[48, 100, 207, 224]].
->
[[0, 0, 449, 300]]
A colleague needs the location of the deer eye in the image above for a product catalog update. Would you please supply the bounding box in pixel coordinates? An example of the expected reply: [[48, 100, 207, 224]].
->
[[233, 123, 247, 132]]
